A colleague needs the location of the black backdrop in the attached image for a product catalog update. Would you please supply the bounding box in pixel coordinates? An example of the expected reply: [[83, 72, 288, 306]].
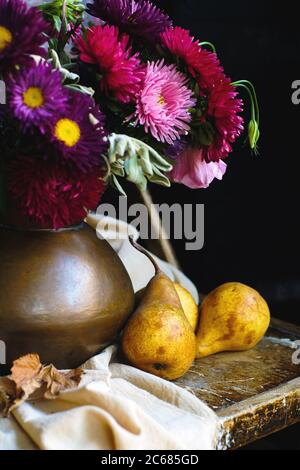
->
[[150, 0, 300, 325]]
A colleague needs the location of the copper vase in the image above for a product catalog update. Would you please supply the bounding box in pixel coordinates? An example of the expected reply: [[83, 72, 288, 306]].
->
[[0, 223, 134, 374]]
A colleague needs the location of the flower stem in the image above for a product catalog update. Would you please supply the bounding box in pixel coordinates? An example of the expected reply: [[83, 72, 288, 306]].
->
[[231, 80, 261, 153], [232, 80, 260, 126], [199, 41, 217, 53]]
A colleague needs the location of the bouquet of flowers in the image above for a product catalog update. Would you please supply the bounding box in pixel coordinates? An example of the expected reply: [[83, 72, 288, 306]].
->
[[0, 0, 260, 229]]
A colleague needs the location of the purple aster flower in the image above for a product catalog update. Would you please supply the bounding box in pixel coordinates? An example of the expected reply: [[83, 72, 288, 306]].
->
[[51, 90, 108, 172], [8, 62, 67, 133], [86, 0, 172, 43], [166, 139, 187, 160], [0, 0, 49, 75]]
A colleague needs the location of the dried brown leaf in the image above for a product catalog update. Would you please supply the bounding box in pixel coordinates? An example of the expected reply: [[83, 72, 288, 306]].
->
[[0, 377, 17, 415], [11, 353, 42, 386], [0, 353, 83, 416], [10, 353, 44, 408], [40, 364, 83, 399]]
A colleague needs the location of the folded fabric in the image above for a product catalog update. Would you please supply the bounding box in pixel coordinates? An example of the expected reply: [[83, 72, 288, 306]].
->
[[0, 346, 219, 450]]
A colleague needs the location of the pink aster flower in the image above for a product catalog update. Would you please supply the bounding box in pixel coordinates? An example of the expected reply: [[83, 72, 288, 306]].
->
[[203, 77, 244, 162], [76, 25, 144, 103], [170, 146, 227, 189], [133, 60, 196, 144], [161, 27, 223, 89]]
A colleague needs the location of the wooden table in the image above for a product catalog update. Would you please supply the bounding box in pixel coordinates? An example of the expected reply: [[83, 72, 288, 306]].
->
[[175, 318, 300, 449]]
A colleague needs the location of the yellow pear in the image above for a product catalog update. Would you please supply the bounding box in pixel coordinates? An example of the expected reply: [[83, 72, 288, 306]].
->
[[122, 239, 197, 381], [136, 283, 199, 331], [174, 283, 199, 331], [196, 282, 270, 358]]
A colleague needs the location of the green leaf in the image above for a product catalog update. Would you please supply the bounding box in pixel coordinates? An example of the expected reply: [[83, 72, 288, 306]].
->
[[38, 0, 85, 28], [125, 153, 148, 190], [65, 84, 95, 96], [139, 150, 153, 176], [48, 38, 58, 51], [149, 166, 171, 187], [52, 15, 62, 32], [49, 49, 87, 87], [107, 133, 173, 192], [194, 122, 215, 147], [111, 166, 125, 177], [111, 174, 127, 196]]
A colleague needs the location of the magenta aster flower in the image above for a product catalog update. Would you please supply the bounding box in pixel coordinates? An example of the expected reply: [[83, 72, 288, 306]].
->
[[8, 62, 67, 133], [87, 0, 172, 43], [161, 27, 223, 89], [203, 78, 244, 162], [51, 90, 108, 172], [0, 0, 49, 75], [76, 25, 144, 103], [132, 60, 196, 145], [170, 146, 227, 189], [7, 154, 106, 229]]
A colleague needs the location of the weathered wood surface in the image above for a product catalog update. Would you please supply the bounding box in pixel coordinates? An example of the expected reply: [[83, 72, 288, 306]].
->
[[175, 318, 300, 449]]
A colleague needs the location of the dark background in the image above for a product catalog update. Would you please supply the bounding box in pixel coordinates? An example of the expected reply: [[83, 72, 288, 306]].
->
[[150, 0, 300, 326]]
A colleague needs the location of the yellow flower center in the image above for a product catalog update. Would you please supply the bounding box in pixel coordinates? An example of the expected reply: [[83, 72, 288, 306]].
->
[[158, 95, 165, 105], [54, 118, 81, 148], [23, 87, 44, 109], [0, 26, 13, 52]]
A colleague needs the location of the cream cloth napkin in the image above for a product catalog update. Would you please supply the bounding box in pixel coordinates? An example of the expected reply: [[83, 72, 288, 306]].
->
[[0, 346, 218, 450], [0, 216, 216, 450]]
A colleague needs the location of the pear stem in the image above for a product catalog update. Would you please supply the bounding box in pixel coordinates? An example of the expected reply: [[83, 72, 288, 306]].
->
[[129, 236, 161, 275]]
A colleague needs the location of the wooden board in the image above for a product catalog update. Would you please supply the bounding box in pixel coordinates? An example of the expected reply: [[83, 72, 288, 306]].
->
[[175, 318, 300, 449]]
